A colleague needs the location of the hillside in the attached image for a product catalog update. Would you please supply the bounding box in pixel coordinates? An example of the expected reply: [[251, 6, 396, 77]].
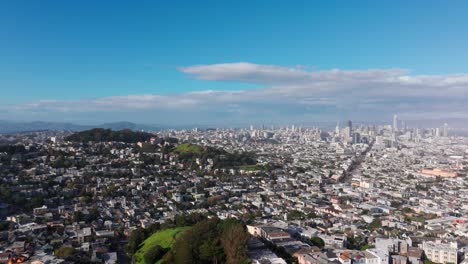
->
[[64, 128, 154, 143], [134, 227, 190, 264], [173, 143, 205, 154], [171, 143, 256, 168]]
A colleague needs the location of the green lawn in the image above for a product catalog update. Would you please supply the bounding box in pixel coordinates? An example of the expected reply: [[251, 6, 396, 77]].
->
[[173, 143, 204, 154], [239, 164, 261, 171], [134, 227, 190, 264]]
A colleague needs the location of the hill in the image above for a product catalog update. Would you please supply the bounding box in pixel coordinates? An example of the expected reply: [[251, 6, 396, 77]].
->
[[0, 120, 159, 134], [173, 143, 204, 154], [64, 128, 154, 143], [97, 121, 158, 131], [171, 143, 256, 168], [134, 227, 190, 264]]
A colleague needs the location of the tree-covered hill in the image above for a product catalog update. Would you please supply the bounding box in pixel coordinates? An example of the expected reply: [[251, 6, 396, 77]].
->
[[64, 128, 154, 143], [126, 215, 249, 264], [171, 143, 256, 168]]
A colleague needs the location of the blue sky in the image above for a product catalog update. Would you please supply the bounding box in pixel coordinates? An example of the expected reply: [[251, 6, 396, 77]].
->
[[1, 1, 468, 125]]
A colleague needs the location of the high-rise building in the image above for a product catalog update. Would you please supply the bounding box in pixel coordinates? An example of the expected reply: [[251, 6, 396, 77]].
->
[[353, 133, 361, 144], [342, 127, 351, 142], [393, 114, 398, 132], [443, 123, 448, 137], [347, 120, 352, 136]]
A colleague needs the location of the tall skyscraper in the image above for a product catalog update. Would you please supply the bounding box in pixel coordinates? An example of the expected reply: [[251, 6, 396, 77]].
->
[[347, 120, 352, 136], [393, 114, 398, 132], [353, 132, 361, 144], [443, 123, 448, 137]]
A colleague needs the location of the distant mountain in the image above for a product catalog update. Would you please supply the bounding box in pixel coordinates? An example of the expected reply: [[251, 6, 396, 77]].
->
[[0, 120, 160, 134], [96, 121, 158, 131]]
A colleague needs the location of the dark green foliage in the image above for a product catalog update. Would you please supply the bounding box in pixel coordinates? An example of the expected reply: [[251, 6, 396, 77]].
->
[[86, 207, 100, 223], [174, 213, 206, 227], [220, 220, 249, 264], [65, 128, 154, 143], [173, 235, 194, 264], [0, 187, 47, 212], [145, 222, 161, 237], [0, 221, 11, 231], [360, 244, 371, 250], [0, 184, 11, 199], [169, 218, 249, 264], [0, 144, 27, 154], [139, 143, 160, 153], [54, 246, 75, 258], [144, 245, 167, 264], [173, 143, 256, 169], [199, 239, 224, 263], [126, 228, 146, 255], [164, 137, 179, 144], [368, 218, 382, 230], [310, 236, 325, 248], [401, 207, 413, 213], [287, 210, 306, 220], [73, 211, 84, 222], [51, 155, 72, 168], [347, 235, 368, 250]]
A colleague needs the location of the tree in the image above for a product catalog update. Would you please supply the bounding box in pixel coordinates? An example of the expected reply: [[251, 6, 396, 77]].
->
[[402, 207, 413, 214], [168, 218, 249, 264], [0, 221, 11, 232], [126, 228, 146, 255], [173, 235, 193, 264], [86, 207, 100, 223], [360, 244, 371, 250], [65, 128, 154, 143], [310, 236, 325, 248], [220, 221, 249, 264], [368, 218, 382, 230], [0, 184, 11, 199], [145, 222, 161, 236], [347, 235, 367, 250], [161, 251, 175, 264], [55, 246, 75, 258], [287, 210, 305, 220], [73, 211, 84, 222], [199, 239, 224, 264], [144, 245, 166, 264]]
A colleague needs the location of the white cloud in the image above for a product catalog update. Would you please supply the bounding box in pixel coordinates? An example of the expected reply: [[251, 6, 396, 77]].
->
[[7, 62, 468, 124]]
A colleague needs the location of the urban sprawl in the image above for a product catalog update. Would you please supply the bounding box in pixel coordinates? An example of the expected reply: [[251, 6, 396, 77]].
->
[[0, 116, 467, 264]]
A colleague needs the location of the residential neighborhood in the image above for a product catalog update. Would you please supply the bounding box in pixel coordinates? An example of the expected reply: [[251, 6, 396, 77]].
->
[[0, 121, 467, 264]]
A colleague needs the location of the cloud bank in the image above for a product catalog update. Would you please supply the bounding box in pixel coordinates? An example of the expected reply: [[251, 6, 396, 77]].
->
[[5, 62, 468, 125]]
